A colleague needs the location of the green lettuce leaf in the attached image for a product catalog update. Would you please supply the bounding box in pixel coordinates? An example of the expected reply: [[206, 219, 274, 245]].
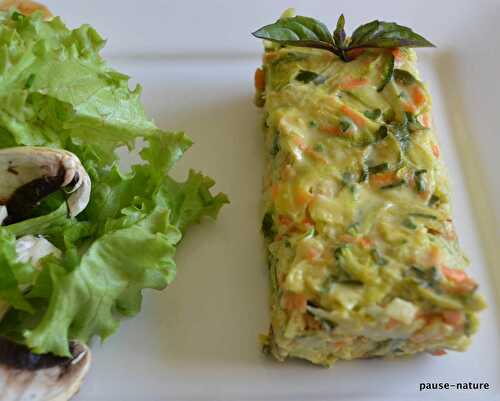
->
[[0, 11, 228, 356]]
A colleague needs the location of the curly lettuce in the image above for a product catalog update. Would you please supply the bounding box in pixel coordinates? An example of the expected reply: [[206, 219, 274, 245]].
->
[[0, 11, 228, 356]]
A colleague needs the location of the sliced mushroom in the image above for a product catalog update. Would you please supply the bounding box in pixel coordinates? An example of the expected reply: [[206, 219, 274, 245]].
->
[[15, 235, 62, 268], [0, 147, 91, 224], [0, 146, 92, 399], [0, 205, 6, 226], [0, 338, 91, 401]]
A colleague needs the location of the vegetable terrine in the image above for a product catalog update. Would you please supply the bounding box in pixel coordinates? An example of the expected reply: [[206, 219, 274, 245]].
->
[[254, 13, 486, 366]]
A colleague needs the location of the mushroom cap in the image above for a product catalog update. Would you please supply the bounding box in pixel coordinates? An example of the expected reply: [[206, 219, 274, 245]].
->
[[0, 147, 91, 224], [0, 338, 91, 401]]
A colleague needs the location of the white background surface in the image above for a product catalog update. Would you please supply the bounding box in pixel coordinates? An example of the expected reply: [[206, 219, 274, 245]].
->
[[38, 1, 500, 400]]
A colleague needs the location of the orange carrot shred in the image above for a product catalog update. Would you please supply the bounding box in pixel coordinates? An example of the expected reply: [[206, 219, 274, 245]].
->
[[412, 86, 426, 107], [340, 105, 366, 128], [283, 292, 307, 312], [254, 68, 265, 91], [320, 126, 344, 136], [432, 143, 440, 158], [340, 78, 368, 90]]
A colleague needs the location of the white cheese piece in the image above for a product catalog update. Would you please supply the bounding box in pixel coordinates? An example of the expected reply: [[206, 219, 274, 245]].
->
[[385, 297, 418, 325]]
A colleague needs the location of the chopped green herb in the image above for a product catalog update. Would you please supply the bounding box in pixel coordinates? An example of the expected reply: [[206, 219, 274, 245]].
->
[[409, 213, 437, 220], [340, 120, 351, 132], [11, 11, 23, 21], [406, 266, 441, 290], [346, 222, 359, 235], [338, 279, 364, 286], [429, 194, 440, 206], [359, 165, 369, 183], [313, 143, 325, 152], [24, 74, 35, 89], [392, 126, 411, 151], [262, 212, 275, 240], [270, 132, 280, 156], [368, 162, 389, 174], [402, 217, 417, 230], [308, 120, 318, 128], [334, 246, 346, 261], [271, 52, 309, 66], [321, 319, 337, 332], [393, 69, 417, 86], [284, 239, 291, 248], [295, 70, 326, 85], [380, 180, 405, 190], [363, 108, 382, 120], [405, 112, 426, 131], [415, 169, 427, 192], [371, 249, 388, 266], [377, 55, 394, 92], [464, 315, 472, 336], [398, 91, 409, 100], [376, 125, 388, 140]]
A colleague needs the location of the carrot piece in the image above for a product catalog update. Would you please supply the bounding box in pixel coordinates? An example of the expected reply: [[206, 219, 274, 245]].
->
[[301, 216, 314, 227], [340, 105, 366, 128], [392, 48, 402, 61], [430, 349, 447, 356], [385, 318, 400, 331], [432, 143, 440, 158], [271, 183, 280, 200], [419, 190, 430, 201], [339, 234, 356, 243], [264, 52, 278, 62], [441, 266, 478, 293], [292, 136, 307, 150], [412, 86, 426, 107], [442, 266, 468, 282], [306, 247, 321, 262], [281, 164, 296, 180], [421, 112, 431, 128], [340, 78, 368, 90], [278, 215, 293, 227], [319, 125, 344, 137], [304, 147, 327, 163], [427, 245, 441, 267], [358, 237, 373, 249], [254, 68, 265, 91], [404, 102, 417, 114], [282, 291, 307, 312], [295, 187, 313, 206], [304, 313, 322, 330], [370, 171, 397, 187], [442, 310, 464, 327]]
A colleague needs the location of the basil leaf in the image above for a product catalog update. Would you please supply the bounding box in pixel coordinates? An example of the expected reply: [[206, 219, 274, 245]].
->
[[363, 108, 382, 120], [252, 16, 334, 51], [368, 162, 389, 174], [377, 55, 394, 92], [253, 14, 435, 62], [333, 14, 347, 49], [350, 20, 435, 49], [295, 70, 326, 85]]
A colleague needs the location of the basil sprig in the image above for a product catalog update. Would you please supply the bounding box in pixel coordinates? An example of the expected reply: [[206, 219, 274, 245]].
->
[[252, 14, 435, 62]]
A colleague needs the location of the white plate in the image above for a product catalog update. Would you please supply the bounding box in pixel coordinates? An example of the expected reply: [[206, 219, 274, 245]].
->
[[36, 1, 500, 400]]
